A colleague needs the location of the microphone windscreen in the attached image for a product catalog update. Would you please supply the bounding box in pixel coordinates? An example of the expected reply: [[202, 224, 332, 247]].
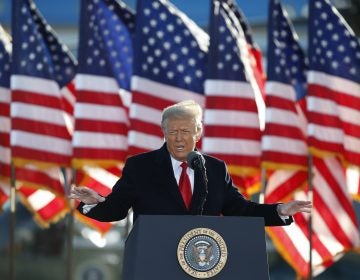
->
[[187, 151, 203, 169]]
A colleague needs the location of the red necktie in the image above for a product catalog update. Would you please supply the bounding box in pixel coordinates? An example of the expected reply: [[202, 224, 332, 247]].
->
[[179, 162, 192, 209]]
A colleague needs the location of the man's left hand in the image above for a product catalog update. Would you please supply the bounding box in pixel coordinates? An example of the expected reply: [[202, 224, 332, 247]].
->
[[277, 200, 312, 216]]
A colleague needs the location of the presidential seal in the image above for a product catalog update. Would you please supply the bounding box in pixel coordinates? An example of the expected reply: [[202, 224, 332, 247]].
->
[[177, 228, 228, 279]]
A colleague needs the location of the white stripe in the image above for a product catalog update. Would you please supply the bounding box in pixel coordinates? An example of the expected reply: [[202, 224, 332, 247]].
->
[[265, 108, 303, 127], [82, 166, 119, 189], [11, 75, 60, 96], [202, 138, 261, 155], [75, 74, 119, 93], [266, 170, 298, 195], [204, 109, 260, 128], [131, 76, 205, 106], [261, 136, 307, 155], [128, 131, 163, 150], [129, 104, 162, 125], [11, 103, 68, 126], [11, 131, 72, 155], [265, 81, 296, 101], [61, 84, 76, 106], [120, 88, 132, 109], [308, 71, 360, 98], [27, 189, 56, 211], [307, 123, 343, 143], [73, 131, 128, 149], [0, 182, 10, 195], [346, 167, 360, 195], [74, 103, 128, 122], [339, 104, 360, 124], [0, 116, 10, 133], [344, 135, 360, 156], [307, 96, 338, 116], [0, 87, 10, 102], [0, 146, 10, 164], [205, 79, 255, 98]]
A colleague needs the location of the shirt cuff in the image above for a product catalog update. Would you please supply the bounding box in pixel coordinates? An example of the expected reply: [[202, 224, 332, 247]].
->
[[82, 203, 98, 214]]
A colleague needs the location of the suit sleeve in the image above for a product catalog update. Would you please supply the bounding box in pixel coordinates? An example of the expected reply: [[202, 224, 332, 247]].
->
[[220, 162, 293, 226], [77, 159, 138, 222]]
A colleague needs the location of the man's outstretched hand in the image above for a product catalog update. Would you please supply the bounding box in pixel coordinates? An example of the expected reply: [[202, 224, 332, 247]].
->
[[69, 186, 105, 204], [277, 200, 312, 216]]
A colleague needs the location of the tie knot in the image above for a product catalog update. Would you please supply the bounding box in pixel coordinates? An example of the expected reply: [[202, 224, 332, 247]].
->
[[181, 162, 188, 169]]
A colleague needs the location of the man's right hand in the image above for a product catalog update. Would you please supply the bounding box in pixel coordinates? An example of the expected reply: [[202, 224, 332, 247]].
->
[[69, 186, 106, 204]]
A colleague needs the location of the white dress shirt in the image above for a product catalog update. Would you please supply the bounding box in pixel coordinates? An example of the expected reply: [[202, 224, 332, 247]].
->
[[170, 156, 194, 193]]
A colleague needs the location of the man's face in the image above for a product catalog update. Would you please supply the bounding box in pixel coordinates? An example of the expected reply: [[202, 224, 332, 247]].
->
[[163, 117, 201, 162]]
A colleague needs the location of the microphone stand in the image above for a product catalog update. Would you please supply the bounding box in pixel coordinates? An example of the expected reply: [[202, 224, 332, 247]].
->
[[194, 160, 208, 215]]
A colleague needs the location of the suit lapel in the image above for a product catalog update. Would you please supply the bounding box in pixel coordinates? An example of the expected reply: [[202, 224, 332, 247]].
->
[[154, 144, 188, 210]]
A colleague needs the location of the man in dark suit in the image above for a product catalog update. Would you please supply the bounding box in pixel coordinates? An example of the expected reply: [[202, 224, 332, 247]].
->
[[70, 100, 312, 226]]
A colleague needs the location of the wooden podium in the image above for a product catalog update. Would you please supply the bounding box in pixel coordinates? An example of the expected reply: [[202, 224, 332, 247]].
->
[[122, 215, 270, 280]]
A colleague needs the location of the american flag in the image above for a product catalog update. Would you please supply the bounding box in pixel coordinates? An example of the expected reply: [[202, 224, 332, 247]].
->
[[203, 0, 263, 195], [307, 0, 360, 167], [128, 0, 208, 154], [11, 0, 77, 167], [264, 0, 360, 277], [266, 156, 360, 277], [72, 0, 135, 168], [17, 186, 70, 228], [0, 25, 11, 177], [261, 0, 308, 171], [0, 25, 11, 209], [225, 0, 266, 97]]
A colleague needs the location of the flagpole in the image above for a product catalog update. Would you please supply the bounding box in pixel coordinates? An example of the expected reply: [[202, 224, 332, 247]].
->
[[259, 167, 266, 204], [63, 167, 75, 280], [9, 163, 16, 280], [307, 153, 314, 280]]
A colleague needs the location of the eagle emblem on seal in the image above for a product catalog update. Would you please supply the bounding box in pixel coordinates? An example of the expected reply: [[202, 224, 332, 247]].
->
[[192, 241, 214, 267]]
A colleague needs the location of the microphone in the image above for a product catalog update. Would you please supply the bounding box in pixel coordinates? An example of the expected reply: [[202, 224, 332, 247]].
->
[[187, 151, 208, 215], [187, 151, 205, 170]]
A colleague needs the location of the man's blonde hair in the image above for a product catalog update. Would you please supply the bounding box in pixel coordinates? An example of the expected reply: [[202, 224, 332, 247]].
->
[[161, 100, 203, 135]]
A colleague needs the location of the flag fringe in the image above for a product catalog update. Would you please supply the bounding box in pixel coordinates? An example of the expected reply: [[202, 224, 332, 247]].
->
[[74, 211, 113, 237], [262, 161, 308, 172], [12, 157, 67, 169], [72, 159, 125, 169]]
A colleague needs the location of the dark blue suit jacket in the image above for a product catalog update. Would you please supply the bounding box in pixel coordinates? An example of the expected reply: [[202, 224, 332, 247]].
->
[[80, 144, 292, 226]]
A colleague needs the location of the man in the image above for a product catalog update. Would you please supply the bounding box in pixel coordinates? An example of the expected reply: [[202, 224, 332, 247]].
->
[[70, 100, 311, 226]]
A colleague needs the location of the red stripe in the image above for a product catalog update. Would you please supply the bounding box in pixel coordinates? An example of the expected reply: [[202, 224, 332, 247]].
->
[[207, 153, 259, 167], [0, 164, 11, 178], [16, 168, 64, 195], [128, 146, 149, 156], [73, 148, 128, 161], [74, 119, 128, 134], [12, 147, 70, 166], [309, 84, 360, 110], [206, 96, 258, 112], [265, 171, 307, 202], [132, 91, 174, 110], [205, 126, 261, 140], [0, 103, 10, 116], [307, 111, 342, 128], [263, 123, 306, 140], [76, 90, 124, 106], [36, 197, 68, 220], [262, 151, 308, 167], [0, 132, 10, 146], [343, 121, 360, 138], [308, 136, 344, 155], [265, 95, 298, 113], [12, 90, 63, 110], [129, 119, 163, 137], [12, 118, 72, 139]]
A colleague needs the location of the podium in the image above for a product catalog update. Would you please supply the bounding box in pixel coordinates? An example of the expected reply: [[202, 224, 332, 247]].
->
[[122, 215, 270, 280]]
